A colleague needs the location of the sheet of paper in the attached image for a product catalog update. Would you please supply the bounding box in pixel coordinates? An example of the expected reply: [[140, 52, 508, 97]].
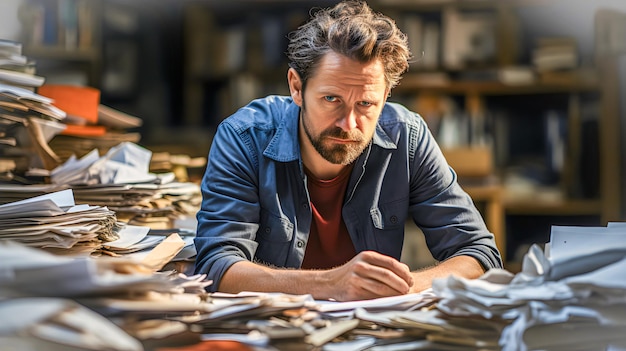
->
[[140, 233, 185, 271], [0, 188, 74, 210], [0, 82, 54, 104], [549, 225, 626, 263], [50, 149, 100, 185], [103, 225, 150, 249], [315, 290, 436, 313]]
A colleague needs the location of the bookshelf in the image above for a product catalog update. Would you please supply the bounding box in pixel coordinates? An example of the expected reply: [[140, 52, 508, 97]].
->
[[373, 0, 625, 265], [19, 0, 102, 87]]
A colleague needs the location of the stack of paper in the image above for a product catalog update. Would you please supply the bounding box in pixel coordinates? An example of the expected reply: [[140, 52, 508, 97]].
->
[[0, 189, 119, 255], [150, 152, 207, 183], [0, 183, 68, 205], [51, 142, 155, 185], [0, 298, 143, 351], [72, 181, 201, 230], [98, 226, 196, 270], [432, 223, 626, 351], [0, 82, 67, 173], [0, 39, 45, 89], [163, 291, 442, 350], [0, 41, 67, 175], [0, 43, 144, 179], [0, 239, 210, 298], [0, 142, 201, 235], [0, 183, 195, 262], [0, 238, 211, 350], [50, 142, 201, 229]]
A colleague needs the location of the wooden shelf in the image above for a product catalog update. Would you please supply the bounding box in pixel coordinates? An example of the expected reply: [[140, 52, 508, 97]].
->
[[374, 0, 551, 10], [395, 74, 599, 95], [23, 45, 99, 62]]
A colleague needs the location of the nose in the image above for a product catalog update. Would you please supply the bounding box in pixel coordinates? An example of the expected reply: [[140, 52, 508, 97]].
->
[[336, 108, 358, 131]]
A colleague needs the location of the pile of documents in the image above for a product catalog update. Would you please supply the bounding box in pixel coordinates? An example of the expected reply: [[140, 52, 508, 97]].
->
[[0, 143, 202, 229], [0, 232, 448, 351], [0, 186, 196, 265], [0, 82, 67, 173], [42, 88, 143, 164], [8, 221, 626, 350], [0, 297, 144, 351], [50, 141, 201, 229], [432, 223, 626, 351], [0, 39, 45, 89], [0, 40, 68, 175], [0, 238, 211, 350], [0, 188, 119, 255], [0, 40, 144, 183], [0, 239, 210, 298]]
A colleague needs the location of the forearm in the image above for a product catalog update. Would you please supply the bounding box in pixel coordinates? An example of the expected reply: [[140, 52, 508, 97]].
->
[[409, 255, 485, 293], [218, 260, 334, 299], [218, 251, 415, 301]]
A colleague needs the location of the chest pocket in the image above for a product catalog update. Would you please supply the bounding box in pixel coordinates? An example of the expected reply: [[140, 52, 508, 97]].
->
[[369, 199, 408, 260], [370, 199, 407, 230]]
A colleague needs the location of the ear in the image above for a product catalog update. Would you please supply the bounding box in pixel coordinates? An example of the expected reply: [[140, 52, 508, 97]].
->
[[287, 67, 303, 106]]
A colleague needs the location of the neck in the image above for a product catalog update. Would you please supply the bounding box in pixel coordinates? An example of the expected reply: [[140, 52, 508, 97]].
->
[[304, 157, 346, 180]]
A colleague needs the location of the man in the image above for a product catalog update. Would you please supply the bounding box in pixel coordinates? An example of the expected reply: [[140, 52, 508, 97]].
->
[[194, 0, 502, 302]]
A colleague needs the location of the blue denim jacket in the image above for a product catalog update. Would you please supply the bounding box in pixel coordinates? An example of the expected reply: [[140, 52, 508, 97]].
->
[[194, 96, 502, 290]]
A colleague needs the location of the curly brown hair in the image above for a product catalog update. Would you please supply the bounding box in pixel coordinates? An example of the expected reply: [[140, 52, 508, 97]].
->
[[286, 0, 411, 91]]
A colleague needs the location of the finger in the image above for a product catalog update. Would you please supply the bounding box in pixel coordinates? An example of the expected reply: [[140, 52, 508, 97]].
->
[[351, 259, 411, 295], [357, 251, 414, 286], [346, 271, 408, 299]]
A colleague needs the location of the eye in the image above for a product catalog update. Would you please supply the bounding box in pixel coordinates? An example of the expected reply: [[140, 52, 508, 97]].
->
[[323, 96, 338, 102], [358, 101, 373, 107]]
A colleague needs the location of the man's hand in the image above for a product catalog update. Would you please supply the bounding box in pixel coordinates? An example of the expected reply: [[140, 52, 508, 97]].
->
[[218, 251, 414, 302], [218, 253, 484, 302], [322, 251, 414, 301]]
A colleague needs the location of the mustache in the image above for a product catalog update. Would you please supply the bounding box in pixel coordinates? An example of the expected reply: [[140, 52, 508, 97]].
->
[[320, 127, 364, 142]]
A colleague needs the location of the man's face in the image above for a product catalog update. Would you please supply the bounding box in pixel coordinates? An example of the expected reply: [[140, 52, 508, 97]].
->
[[297, 51, 389, 165]]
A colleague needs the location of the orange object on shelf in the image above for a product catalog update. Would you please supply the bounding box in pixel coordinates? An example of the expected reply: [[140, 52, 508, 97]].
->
[[38, 84, 101, 124]]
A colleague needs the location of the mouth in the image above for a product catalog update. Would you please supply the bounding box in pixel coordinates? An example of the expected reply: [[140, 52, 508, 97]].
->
[[327, 137, 359, 144]]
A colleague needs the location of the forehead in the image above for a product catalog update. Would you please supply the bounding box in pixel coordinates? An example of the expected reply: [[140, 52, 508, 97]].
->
[[309, 51, 387, 92]]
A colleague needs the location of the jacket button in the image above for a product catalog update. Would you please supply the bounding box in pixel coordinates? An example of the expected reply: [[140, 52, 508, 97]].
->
[[390, 215, 398, 224], [302, 203, 309, 210], [264, 227, 271, 234], [296, 240, 304, 248]]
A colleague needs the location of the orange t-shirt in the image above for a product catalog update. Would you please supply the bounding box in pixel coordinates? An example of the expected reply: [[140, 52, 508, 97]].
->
[[301, 164, 356, 269]]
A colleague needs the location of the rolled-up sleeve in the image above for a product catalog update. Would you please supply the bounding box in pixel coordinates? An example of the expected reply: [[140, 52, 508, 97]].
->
[[194, 121, 261, 291], [408, 116, 503, 270]]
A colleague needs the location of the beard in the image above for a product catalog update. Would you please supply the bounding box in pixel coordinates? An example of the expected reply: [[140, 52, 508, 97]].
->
[[301, 109, 369, 165]]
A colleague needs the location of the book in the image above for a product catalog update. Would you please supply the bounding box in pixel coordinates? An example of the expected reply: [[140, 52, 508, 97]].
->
[[37, 84, 100, 123]]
